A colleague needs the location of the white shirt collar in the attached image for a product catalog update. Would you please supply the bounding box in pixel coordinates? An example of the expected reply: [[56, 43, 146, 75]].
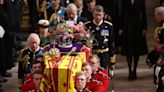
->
[[68, 15, 78, 24], [93, 20, 103, 26]]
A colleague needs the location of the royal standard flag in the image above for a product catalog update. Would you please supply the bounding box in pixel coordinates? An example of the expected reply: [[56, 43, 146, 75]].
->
[[41, 52, 86, 92]]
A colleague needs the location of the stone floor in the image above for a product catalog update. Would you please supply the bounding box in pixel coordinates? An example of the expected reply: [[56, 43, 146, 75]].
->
[[0, 0, 161, 92]]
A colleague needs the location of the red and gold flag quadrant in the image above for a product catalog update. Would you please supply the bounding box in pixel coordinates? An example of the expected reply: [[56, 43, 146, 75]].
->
[[41, 52, 86, 92]]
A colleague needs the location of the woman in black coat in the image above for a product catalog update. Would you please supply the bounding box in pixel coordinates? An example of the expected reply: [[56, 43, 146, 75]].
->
[[119, 0, 148, 80]]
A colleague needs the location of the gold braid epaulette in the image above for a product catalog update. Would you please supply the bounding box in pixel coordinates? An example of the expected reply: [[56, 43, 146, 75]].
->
[[49, 13, 57, 24], [154, 23, 164, 37], [18, 48, 26, 62], [104, 21, 113, 26], [97, 48, 109, 53], [40, 46, 44, 50], [36, 0, 41, 13], [154, 27, 160, 40], [18, 48, 30, 69], [84, 21, 91, 25], [154, 27, 163, 49], [110, 54, 116, 63], [42, 44, 50, 51]]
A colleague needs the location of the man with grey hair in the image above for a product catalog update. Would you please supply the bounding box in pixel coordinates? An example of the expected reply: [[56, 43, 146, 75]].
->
[[89, 54, 110, 91], [18, 33, 43, 89], [81, 62, 104, 92], [84, 5, 116, 69], [74, 71, 87, 91], [65, 3, 87, 24], [155, 6, 164, 23]]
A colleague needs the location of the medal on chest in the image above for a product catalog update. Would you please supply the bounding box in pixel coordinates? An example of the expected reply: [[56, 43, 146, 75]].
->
[[96, 26, 100, 30], [101, 28, 109, 43]]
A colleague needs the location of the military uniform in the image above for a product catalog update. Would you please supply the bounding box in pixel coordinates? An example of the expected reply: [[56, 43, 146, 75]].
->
[[153, 22, 164, 85], [154, 23, 164, 54], [92, 67, 110, 91], [22, 79, 41, 92], [43, 4, 66, 27], [36, 19, 55, 47], [18, 48, 43, 86], [84, 78, 104, 92], [46, 5, 65, 20], [85, 20, 116, 69]]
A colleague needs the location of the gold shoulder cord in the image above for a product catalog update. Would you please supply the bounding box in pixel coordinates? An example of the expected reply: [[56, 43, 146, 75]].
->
[[36, 0, 41, 12], [42, 0, 48, 19], [18, 49, 30, 69], [18, 49, 24, 62], [49, 13, 57, 24]]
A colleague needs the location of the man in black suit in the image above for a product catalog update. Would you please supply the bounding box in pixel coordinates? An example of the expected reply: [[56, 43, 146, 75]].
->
[[65, 3, 87, 24]]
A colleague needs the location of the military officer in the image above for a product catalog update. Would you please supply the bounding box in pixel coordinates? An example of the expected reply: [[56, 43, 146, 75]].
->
[[84, 78, 104, 92], [18, 33, 43, 88], [24, 61, 43, 82], [43, 0, 66, 27], [89, 54, 110, 91], [84, 5, 116, 69], [152, 6, 164, 85], [81, 62, 105, 92], [75, 71, 87, 92], [36, 19, 55, 47], [22, 70, 43, 92], [22, 78, 37, 92], [154, 6, 164, 92]]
